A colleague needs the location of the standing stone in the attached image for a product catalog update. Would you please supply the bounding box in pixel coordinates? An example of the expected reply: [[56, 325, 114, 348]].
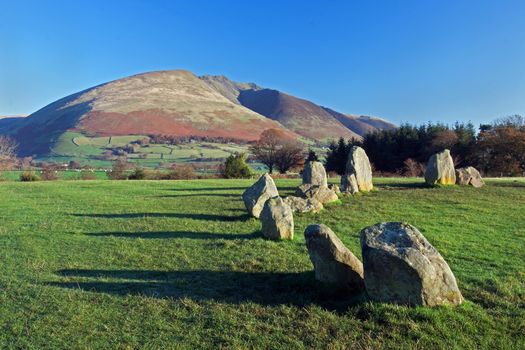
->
[[302, 161, 328, 187], [284, 196, 324, 213], [305, 224, 365, 291], [341, 146, 373, 193], [360, 222, 464, 307], [260, 197, 294, 240], [424, 149, 456, 186], [242, 173, 279, 218], [456, 166, 485, 188]]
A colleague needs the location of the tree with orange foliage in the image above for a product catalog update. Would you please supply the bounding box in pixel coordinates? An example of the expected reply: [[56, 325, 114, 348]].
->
[[476, 125, 525, 176]]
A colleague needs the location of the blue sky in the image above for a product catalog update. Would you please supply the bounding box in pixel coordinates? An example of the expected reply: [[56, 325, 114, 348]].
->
[[1, 0, 524, 126]]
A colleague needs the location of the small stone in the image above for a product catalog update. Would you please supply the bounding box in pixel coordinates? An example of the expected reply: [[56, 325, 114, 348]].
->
[[328, 183, 341, 194], [283, 196, 323, 213], [304, 224, 364, 291], [295, 185, 338, 204], [242, 174, 279, 218], [260, 197, 294, 240], [456, 166, 484, 188]]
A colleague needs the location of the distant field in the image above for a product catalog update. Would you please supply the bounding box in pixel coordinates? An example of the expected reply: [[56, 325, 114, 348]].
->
[[0, 178, 523, 348], [46, 132, 253, 166], [42, 132, 325, 169]]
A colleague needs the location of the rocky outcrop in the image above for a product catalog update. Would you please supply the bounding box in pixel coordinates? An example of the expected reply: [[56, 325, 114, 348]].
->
[[283, 196, 323, 213], [341, 146, 373, 193], [424, 149, 456, 186], [456, 166, 484, 188], [242, 174, 279, 218], [260, 197, 294, 240], [360, 222, 464, 307], [304, 224, 365, 291]]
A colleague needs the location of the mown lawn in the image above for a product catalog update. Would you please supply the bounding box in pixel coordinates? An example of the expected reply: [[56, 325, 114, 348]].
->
[[0, 178, 523, 349]]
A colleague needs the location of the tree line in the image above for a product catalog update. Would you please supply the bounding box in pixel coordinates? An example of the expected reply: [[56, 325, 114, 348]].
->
[[325, 115, 525, 176]]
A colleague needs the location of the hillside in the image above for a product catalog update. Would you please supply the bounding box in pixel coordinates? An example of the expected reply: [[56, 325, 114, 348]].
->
[[1, 70, 396, 159], [7, 71, 296, 156]]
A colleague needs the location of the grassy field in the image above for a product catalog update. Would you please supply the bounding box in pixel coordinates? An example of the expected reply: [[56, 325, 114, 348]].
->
[[0, 178, 523, 349], [44, 132, 256, 168]]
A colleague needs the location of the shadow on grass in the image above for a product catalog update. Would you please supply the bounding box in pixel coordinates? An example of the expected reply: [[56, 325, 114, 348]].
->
[[376, 182, 429, 190], [86, 231, 261, 240], [169, 187, 249, 192], [157, 194, 240, 198], [73, 213, 251, 222], [48, 269, 365, 311], [490, 181, 525, 188]]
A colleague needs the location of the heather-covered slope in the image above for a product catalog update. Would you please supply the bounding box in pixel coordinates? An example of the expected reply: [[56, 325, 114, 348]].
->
[[7, 70, 294, 156]]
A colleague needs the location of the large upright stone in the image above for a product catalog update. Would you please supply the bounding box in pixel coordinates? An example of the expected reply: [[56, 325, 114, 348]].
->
[[242, 174, 279, 218], [260, 197, 294, 240], [302, 161, 328, 187], [304, 224, 364, 291], [341, 146, 373, 193], [424, 149, 456, 186], [360, 222, 464, 307], [456, 166, 484, 188]]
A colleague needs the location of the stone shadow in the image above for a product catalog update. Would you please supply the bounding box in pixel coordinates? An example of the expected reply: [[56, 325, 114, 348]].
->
[[72, 213, 251, 222], [86, 230, 261, 240], [47, 269, 365, 312]]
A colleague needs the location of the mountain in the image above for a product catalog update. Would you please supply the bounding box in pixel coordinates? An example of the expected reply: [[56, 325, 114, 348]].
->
[[202, 75, 361, 140], [0, 115, 27, 133], [2, 70, 396, 157], [322, 108, 396, 136], [6, 70, 295, 155], [202, 75, 395, 140]]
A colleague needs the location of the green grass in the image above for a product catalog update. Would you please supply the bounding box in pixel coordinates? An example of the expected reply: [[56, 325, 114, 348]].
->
[[0, 178, 523, 349], [46, 132, 254, 167], [0, 170, 109, 181]]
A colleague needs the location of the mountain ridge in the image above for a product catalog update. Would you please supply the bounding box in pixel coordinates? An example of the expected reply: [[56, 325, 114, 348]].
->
[[1, 70, 396, 156]]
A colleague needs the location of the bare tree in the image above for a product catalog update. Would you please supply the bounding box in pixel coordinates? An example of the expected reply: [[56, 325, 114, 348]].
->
[[0, 136, 18, 170], [250, 129, 286, 173], [274, 142, 305, 173], [250, 129, 304, 173]]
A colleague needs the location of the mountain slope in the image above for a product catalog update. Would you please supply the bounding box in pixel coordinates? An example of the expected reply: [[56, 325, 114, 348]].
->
[[202, 75, 395, 139], [2, 70, 396, 157], [8, 70, 295, 156], [237, 89, 361, 140], [322, 108, 396, 136]]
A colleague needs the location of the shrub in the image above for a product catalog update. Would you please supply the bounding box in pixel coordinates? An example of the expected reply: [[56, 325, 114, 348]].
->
[[403, 158, 425, 177], [41, 166, 59, 181], [128, 167, 147, 180], [20, 171, 40, 182], [79, 171, 97, 180], [221, 153, 252, 179], [163, 165, 197, 180], [108, 158, 129, 180]]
